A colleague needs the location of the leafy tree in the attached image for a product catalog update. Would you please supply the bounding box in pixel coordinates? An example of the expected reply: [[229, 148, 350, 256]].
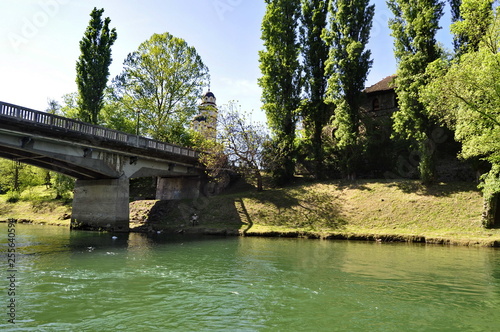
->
[[194, 133, 228, 187], [388, 0, 444, 184], [114, 32, 210, 145], [195, 102, 268, 191], [0, 160, 45, 194], [59, 92, 80, 119], [57, 89, 135, 134], [218, 103, 268, 191], [299, 0, 330, 179], [52, 173, 75, 200], [259, 0, 302, 184], [449, 0, 463, 52], [450, 0, 494, 55], [76, 7, 117, 124], [45, 99, 61, 115], [323, 0, 374, 179], [422, 4, 500, 227]]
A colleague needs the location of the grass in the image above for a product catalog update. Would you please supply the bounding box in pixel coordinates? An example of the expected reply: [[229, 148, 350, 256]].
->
[[0, 186, 72, 226], [132, 178, 500, 246], [3, 180, 500, 246]]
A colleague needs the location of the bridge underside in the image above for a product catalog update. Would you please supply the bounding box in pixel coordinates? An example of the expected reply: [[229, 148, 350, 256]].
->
[[0, 144, 114, 180], [0, 130, 121, 179], [0, 128, 203, 232]]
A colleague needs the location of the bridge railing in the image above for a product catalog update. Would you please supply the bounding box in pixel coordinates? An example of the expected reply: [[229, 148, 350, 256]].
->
[[0, 101, 198, 158]]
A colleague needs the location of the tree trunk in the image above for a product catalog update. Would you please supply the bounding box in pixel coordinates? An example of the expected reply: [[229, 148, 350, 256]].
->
[[13, 162, 19, 192], [255, 170, 263, 192], [482, 192, 500, 228]]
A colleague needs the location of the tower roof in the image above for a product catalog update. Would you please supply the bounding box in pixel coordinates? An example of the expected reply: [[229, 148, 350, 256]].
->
[[201, 89, 216, 106]]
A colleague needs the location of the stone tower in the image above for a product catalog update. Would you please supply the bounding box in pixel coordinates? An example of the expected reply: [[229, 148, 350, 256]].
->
[[192, 90, 218, 139]]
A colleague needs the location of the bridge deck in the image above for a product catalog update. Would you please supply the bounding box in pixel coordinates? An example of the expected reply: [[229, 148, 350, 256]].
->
[[0, 101, 199, 163]]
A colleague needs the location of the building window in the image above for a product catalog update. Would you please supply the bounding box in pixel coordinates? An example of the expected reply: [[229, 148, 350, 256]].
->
[[372, 98, 380, 111]]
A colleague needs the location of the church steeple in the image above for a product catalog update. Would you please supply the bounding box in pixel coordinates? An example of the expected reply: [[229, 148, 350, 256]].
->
[[201, 89, 216, 106], [192, 89, 218, 139]]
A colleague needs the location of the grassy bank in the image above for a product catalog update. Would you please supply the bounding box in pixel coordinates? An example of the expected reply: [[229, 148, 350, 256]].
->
[[0, 186, 71, 226], [2, 179, 499, 246], [132, 179, 500, 246]]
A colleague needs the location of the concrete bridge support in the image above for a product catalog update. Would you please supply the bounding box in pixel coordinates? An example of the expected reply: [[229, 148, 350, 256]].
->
[[156, 176, 201, 200], [71, 177, 130, 232]]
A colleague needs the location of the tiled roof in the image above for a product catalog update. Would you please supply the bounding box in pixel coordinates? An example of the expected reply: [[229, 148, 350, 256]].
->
[[364, 75, 396, 93]]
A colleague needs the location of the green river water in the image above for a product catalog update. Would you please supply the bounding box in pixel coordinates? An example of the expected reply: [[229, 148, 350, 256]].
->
[[1, 223, 500, 331]]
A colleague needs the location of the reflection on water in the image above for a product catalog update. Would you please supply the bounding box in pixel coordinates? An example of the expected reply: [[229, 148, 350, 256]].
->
[[1, 224, 500, 331]]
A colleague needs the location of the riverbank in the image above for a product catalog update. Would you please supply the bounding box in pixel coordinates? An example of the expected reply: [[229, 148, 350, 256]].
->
[[2, 179, 500, 246], [151, 179, 499, 247]]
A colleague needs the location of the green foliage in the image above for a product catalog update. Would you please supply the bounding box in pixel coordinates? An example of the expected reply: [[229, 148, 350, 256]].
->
[[388, 0, 444, 184], [449, 0, 463, 52], [422, 5, 500, 226], [45, 99, 61, 115], [259, 0, 302, 183], [192, 130, 228, 183], [0, 160, 46, 193], [422, 16, 500, 168], [323, 0, 374, 178], [114, 32, 209, 144], [299, 0, 330, 178], [76, 8, 117, 124], [99, 87, 136, 134], [5, 191, 20, 203], [58, 89, 135, 134], [193, 102, 268, 191], [450, 0, 494, 55], [0, 159, 73, 202], [59, 92, 80, 119], [52, 173, 75, 201]]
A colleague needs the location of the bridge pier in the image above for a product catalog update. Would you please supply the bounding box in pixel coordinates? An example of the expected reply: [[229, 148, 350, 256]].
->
[[156, 176, 201, 200], [71, 177, 130, 232]]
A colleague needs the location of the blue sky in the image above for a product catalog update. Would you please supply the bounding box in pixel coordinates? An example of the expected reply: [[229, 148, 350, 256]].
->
[[0, 0, 453, 124]]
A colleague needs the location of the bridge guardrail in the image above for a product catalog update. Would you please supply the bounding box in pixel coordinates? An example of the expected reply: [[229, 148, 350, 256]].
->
[[0, 101, 198, 158]]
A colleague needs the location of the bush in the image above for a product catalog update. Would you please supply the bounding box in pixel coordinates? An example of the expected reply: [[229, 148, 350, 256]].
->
[[5, 191, 20, 203]]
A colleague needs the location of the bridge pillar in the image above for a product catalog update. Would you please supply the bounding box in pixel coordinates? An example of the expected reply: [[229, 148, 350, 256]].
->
[[71, 177, 130, 232], [156, 176, 201, 200]]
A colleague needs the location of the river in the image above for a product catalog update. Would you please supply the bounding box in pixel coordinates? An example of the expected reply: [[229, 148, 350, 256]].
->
[[1, 223, 500, 331]]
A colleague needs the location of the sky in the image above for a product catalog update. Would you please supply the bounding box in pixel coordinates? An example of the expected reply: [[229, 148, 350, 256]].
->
[[0, 0, 453, 124]]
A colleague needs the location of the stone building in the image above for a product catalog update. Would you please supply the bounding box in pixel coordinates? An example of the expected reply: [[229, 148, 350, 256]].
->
[[360, 74, 397, 117], [359, 74, 474, 182], [192, 90, 218, 139]]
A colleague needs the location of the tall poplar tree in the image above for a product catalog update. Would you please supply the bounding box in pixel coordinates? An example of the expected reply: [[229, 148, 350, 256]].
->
[[76, 7, 117, 124], [323, 0, 374, 178], [259, 0, 302, 183], [449, 0, 463, 52], [388, 0, 444, 184], [450, 0, 494, 55], [300, 0, 330, 179]]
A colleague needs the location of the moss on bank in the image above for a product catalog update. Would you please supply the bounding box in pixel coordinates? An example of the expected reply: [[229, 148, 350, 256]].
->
[[2, 179, 500, 246]]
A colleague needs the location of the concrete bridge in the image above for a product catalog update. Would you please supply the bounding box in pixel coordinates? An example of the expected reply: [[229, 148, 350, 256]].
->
[[0, 101, 203, 232]]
